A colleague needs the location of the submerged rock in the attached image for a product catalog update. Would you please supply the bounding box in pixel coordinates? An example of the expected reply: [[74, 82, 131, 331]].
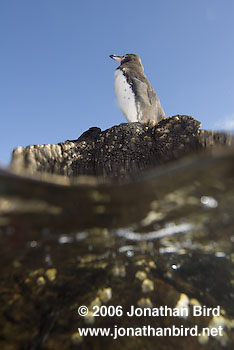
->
[[1, 115, 234, 349], [10, 115, 234, 179]]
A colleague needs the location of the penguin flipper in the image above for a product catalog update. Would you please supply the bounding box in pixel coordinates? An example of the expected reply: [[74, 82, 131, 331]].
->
[[131, 77, 164, 123]]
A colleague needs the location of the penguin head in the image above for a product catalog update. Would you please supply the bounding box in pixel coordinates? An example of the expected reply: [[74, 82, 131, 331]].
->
[[109, 53, 143, 69]]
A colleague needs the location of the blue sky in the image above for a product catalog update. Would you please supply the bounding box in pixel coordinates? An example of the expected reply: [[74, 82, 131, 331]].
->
[[1, 0, 234, 165]]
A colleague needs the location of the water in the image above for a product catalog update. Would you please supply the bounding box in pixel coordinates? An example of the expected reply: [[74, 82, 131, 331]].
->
[[0, 147, 234, 349]]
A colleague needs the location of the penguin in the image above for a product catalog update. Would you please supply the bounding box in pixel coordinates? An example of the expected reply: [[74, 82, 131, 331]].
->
[[110, 53, 165, 125]]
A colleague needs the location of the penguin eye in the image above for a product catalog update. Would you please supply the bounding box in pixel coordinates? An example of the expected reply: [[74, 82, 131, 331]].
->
[[122, 55, 130, 63]]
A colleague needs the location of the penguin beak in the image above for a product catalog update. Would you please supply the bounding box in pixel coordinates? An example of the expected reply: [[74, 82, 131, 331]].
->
[[109, 54, 122, 63]]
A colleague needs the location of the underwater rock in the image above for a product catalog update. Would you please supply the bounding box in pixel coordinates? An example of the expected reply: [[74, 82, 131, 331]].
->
[[1, 116, 234, 349]]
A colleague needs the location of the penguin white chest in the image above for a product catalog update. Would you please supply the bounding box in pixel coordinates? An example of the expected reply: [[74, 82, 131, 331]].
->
[[114, 69, 138, 122]]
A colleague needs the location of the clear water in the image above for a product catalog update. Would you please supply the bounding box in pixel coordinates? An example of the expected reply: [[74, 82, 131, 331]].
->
[[0, 148, 234, 349]]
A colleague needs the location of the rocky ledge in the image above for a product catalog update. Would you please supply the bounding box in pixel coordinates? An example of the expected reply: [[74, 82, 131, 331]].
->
[[11, 115, 234, 179]]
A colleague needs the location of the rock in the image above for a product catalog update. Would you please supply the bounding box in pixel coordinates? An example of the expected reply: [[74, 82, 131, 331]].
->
[[10, 115, 234, 179], [2, 114, 234, 349]]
